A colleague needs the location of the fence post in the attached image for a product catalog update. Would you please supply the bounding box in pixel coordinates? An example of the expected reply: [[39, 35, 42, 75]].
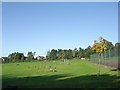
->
[[98, 54, 101, 76], [115, 48, 116, 68], [109, 49, 110, 67], [105, 51, 107, 67]]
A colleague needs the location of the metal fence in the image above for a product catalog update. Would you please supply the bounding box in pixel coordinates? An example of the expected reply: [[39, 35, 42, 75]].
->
[[90, 48, 120, 69]]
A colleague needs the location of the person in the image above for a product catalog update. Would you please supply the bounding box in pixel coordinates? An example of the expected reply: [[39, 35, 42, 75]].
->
[[49, 66, 53, 72], [53, 67, 57, 72]]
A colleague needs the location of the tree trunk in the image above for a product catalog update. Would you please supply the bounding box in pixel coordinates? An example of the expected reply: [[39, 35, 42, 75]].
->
[[98, 54, 101, 76]]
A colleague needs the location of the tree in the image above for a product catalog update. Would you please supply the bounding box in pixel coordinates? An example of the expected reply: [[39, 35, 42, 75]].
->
[[49, 49, 57, 60], [33, 52, 36, 59], [61, 50, 65, 62], [57, 49, 62, 60], [93, 37, 114, 53], [8, 52, 24, 62], [68, 49, 73, 59], [92, 36, 114, 75], [27, 52, 34, 61], [63, 50, 68, 59], [46, 51, 50, 60], [84, 46, 92, 59], [78, 47, 85, 59], [73, 48, 79, 58]]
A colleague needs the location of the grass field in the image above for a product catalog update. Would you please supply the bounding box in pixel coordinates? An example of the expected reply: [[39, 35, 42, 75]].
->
[[2, 59, 120, 88]]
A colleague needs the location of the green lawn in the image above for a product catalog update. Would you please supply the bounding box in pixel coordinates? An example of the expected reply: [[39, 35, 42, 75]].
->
[[2, 59, 120, 88]]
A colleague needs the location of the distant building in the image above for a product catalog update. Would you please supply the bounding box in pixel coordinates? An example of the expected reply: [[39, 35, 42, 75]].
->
[[0, 57, 5, 63], [37, 56, 46, 61], [81, 58, 85, 60]]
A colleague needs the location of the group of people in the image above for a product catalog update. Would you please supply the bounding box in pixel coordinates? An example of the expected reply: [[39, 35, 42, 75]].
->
[[49, 66, 57, 72]]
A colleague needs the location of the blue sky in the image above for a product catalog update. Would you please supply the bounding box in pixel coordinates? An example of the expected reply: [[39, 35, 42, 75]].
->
[[2, 2, 118, 57]]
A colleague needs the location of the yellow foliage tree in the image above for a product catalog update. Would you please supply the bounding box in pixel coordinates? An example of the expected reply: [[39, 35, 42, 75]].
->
[[92, 36, 113, 54], [92, 36, 114, 75]]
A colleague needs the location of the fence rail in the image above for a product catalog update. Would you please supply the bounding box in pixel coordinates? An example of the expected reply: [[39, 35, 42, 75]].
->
[[90, 48, 120, 69]]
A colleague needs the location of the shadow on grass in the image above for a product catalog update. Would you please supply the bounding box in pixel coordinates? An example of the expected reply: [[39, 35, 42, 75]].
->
[[2, 74, 120, 89]]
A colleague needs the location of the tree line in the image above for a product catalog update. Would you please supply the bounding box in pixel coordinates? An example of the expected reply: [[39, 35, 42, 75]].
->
[[1, 46, 93, 63], [1, 52, 35, 63], [1, 37, 120, 63], [46, 46, 94, 62]]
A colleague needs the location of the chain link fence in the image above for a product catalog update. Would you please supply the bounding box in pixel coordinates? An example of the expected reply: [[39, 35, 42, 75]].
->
[[90, 48, 120, 69]]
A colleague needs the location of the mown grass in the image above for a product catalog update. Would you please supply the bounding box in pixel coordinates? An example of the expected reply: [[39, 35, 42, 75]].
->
[[2, 59, 120, 88]]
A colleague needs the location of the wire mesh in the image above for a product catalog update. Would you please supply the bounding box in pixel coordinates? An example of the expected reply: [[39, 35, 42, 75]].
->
[[90, 48, 119, 69]]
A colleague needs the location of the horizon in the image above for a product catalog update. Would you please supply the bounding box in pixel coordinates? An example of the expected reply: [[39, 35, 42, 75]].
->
[[1, 42, 118, 57], [2, 2, 118, 57]]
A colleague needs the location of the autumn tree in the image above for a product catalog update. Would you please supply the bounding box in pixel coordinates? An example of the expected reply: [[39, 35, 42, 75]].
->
[[92, 37, 114, 54], [92, 36, 114, 75]]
